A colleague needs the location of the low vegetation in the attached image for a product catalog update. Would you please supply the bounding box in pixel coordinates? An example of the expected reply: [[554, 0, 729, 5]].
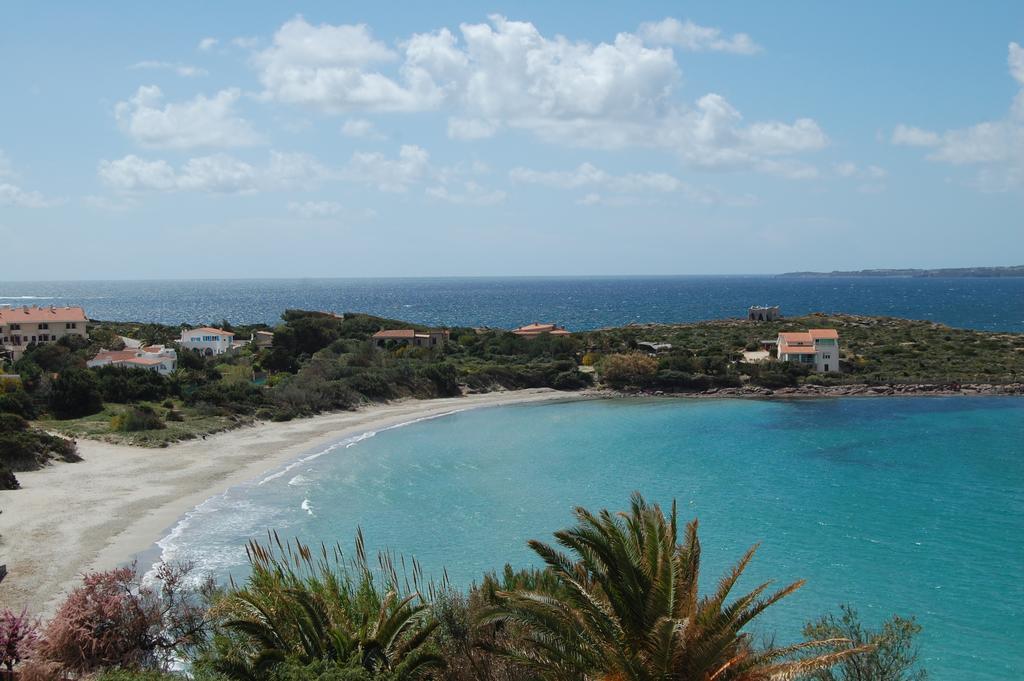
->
[[0, 413, 79, 489], [2, 494, 928, 680], [1, 310, 1020, 460], [585, 313, 1024, 388]]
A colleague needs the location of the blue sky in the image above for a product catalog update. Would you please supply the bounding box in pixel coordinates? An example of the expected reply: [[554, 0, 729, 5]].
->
[[1, 2, 1022, 279]]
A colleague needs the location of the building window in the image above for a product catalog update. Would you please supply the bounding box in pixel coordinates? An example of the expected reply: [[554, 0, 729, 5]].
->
[[39, 323, 49, 329], [823, 354, 831, 359], [10, 324, 19, 331]]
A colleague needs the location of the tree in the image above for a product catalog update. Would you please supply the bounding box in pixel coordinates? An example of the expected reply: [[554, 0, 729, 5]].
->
[[600, 353, 659, 389], [803, 605, 927, 681], [481, 493, 868, 681], [48, 368, 103, 418]]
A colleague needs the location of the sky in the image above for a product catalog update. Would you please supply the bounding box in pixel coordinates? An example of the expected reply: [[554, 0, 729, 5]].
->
[[1, 2, 1022, 280]]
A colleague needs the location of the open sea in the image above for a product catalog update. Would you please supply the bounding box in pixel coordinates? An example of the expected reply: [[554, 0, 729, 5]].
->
[[158, 397, 1024, 680], [1, 275, 1023, 331]]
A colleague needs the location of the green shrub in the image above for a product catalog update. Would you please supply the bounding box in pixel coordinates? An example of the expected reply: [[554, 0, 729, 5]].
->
[[600, 353, 659, 389], [0, 389, 37, 419], [94, 365, 171, 403], [48, 368, 103, 418], [552, 370, 592, 390], [0, 414, 79, 474], [110, 406, 166, 432]]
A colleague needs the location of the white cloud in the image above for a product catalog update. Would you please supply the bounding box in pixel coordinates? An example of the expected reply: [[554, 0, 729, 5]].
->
[[893, 42, 1024, 191], [231, 36, 260, 50], [510, 163, 609, 189], [655, 94, 828, 170], [98, 151, 328, 194], [98, 155, 182, 192], [176, 155, 259, 193], [0, 151, 60, 207], [342, 145, 430, 192], [1010, 41, 1024, 86], [198, 37, 218, 52], [891, 124, 939, 147], [834, 161, 858, 178], [455, 17, 678, 140], [255, 16, 438, 112], [288, 200, 343, 218], [130, 61, 208, 77], [341, 118, 384, 139], [753, 159, 820, 180], [0, 183, 59, 208], [447, 117, 499, 140], [510, 162, 724, 202], [248, 15, 823, 175], [638, 18, 761, 55], [834, 162, 887, 179], [265, 151, 330, 188], [832, 161, 887, 193], [426, 181, 506, 205], [115, 85, 262, 149]]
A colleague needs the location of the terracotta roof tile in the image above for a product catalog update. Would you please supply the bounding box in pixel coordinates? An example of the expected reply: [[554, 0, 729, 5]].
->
[[373, 329, 418, 339], [0, 305, 88, 323]]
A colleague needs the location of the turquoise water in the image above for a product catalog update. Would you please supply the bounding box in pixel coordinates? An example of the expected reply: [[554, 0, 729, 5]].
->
[[160, 397, 1024, 679]]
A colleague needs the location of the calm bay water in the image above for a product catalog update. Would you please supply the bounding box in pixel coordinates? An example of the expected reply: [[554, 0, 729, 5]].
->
[[160, 397, 1024, 680], [1, 275, 1023, 331]]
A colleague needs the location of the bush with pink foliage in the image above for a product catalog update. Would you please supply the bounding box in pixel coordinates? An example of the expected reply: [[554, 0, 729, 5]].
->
[[0, 606, 40, 673], [20, 561, 211, 679]]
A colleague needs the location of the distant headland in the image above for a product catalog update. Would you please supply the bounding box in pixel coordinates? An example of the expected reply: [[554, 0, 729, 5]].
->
[[779, 265, 1024, 278]]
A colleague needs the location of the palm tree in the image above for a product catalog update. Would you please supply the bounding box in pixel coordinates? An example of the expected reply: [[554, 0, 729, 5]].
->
[[210, 533, 443, 680], [480, 493, 869, 681]]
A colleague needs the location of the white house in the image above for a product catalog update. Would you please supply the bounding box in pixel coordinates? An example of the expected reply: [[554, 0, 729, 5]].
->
[[776, 329, 840, 372], [178, 327, 235, 356], [88, 345, 178, 375]]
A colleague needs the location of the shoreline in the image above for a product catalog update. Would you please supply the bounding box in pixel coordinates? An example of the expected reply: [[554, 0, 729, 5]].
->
[[1, 383, 1020, 616], [0, 389, 582, 616]]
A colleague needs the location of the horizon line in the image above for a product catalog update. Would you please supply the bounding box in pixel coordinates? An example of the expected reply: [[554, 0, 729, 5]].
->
[[1, 265, 1021, 285]]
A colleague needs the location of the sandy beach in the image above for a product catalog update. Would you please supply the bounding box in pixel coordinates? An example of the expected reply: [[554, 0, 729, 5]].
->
[[0, 389, 577, 616]]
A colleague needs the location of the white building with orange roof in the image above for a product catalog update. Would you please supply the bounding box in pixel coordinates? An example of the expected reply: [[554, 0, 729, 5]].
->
[[775, 329, 840, 372], [178, 326, 235, 356], [0, 304, 89, 361]]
